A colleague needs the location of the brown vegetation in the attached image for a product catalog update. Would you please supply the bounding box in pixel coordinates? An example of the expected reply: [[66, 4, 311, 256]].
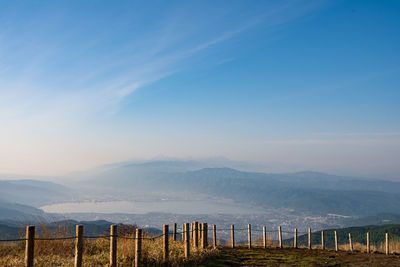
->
[[0, 224, 217, 267]]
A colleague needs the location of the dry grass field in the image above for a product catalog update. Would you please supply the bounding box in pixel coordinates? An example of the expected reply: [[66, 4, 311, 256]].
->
[[0, 238, 218, 266], [1, 226, 400, 266], [204, 246, 400, 267], [0, 225, 218, 267]]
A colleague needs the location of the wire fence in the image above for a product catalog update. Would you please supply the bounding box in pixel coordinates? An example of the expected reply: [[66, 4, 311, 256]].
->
[[0, 222, 397, 267]]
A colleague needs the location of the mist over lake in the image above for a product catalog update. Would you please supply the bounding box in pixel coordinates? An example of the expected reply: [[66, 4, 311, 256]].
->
[[40, 199, 264, 214]]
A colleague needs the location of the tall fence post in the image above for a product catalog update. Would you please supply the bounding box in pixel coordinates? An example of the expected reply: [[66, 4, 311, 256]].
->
[[173, 223, 177, 241], [349, 233, 353, 252], [202, 223, 208, 249], [231, 225, 235, 248], [191, 223, 194, 240], [163, 224, 169, 263], [321, 230, 325, 250], [263, 226, 267, 249], [184, 223, 190, 259], [213, 224, 217, 248], [366, 232, 370, 253], [308, 228, 312, 249], [110, 225, 117, 267], [74, 225, 83, 267], [135, 228, 142, 267], [193, 221, 198, 248], [278, 226, 282, 248], [196, 222, 198, 241], [386, 232, 389, 255], [25, 225, 35, 267], [248, 224, 252, 249], [334, 231, 338, 252], [294, 228, 297, 248], [199, 223, 203, 245]]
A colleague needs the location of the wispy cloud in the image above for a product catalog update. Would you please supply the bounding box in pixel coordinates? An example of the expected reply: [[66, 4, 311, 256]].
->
[[262, 137, 400, 146], [0, 0, 331, 175], [313, 132, 400, 137], [0, 0, 326, 126]]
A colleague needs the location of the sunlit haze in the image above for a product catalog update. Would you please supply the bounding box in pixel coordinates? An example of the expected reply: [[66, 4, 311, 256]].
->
[[1, 0, 399, 179]]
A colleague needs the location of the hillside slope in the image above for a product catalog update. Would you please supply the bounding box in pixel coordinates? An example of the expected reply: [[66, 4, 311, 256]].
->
[[0, 180, 72, 207], [0, 200, 46, 221]]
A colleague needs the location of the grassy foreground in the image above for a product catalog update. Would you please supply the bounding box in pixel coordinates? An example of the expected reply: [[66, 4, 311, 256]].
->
[[2, 240, 400, 266], [0, 238, 218, 266], [201, 246, 400, 267]]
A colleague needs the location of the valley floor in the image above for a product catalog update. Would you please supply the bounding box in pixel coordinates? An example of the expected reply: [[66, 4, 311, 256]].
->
[[201, 247, 400, 267]]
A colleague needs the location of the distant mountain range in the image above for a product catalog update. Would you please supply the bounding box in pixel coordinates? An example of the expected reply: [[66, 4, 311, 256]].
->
[[72, 160, 400, 216], [2, 159, 400, 219]]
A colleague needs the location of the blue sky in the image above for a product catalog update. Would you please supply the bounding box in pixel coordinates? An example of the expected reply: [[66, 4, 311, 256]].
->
[[0, 0, 399, 178]]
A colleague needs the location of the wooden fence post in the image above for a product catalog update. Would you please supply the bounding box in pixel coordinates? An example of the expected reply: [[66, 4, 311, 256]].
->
[[110, 225, 117, 267], [193, 221, 198, 248], [278, 226, 282, 248], [202, 223, 208, 249], [182, 223, 185, 241], [135, 228, 142, 267], [74, 225, 83, 267], [321, 230, 325, 250], [294, 228, 297, 248], [386, 232, 389, 255], [349, 233, 353, 252], [366, 232, 370, 253], [308, 228, 312, 249], [197, 223, 200, 243], [248, 224, 252, 249], [191, 223, 194, 240], [263, 226, 267, 249], [184, 223, 190, 259], [173, 223, 177, 241], [231, 225, 235, 248], [213, 224, 217, 248], [163, 224, 169, 263], [199, 223, 203, 245], [25, 225, 35, 267], [334, 231, 338, 252]]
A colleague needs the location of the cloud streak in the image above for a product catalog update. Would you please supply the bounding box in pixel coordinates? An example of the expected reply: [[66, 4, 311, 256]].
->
[[0, 0, 326, 126], [0, 0, 333, 175]]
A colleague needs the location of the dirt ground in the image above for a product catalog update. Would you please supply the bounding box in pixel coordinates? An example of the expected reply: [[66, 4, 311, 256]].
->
[[200, 246, 400, 266]]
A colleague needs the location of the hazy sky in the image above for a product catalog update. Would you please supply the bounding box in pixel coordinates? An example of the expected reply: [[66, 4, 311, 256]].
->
[[0, 0, 399, 179]]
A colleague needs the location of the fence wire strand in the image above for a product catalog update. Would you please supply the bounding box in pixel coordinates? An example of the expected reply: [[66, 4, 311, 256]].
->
[[0, 224, 396, 257]]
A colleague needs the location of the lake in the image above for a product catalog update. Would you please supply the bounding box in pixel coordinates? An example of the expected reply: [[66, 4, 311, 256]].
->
[[41, 199, 265, 214]]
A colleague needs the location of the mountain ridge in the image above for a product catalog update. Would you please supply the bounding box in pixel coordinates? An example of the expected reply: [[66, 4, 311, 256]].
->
[[3, 160, 400, 217]]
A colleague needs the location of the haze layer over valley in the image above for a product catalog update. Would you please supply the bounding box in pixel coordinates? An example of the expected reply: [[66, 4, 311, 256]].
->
[[2, 159, 400, 238]]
